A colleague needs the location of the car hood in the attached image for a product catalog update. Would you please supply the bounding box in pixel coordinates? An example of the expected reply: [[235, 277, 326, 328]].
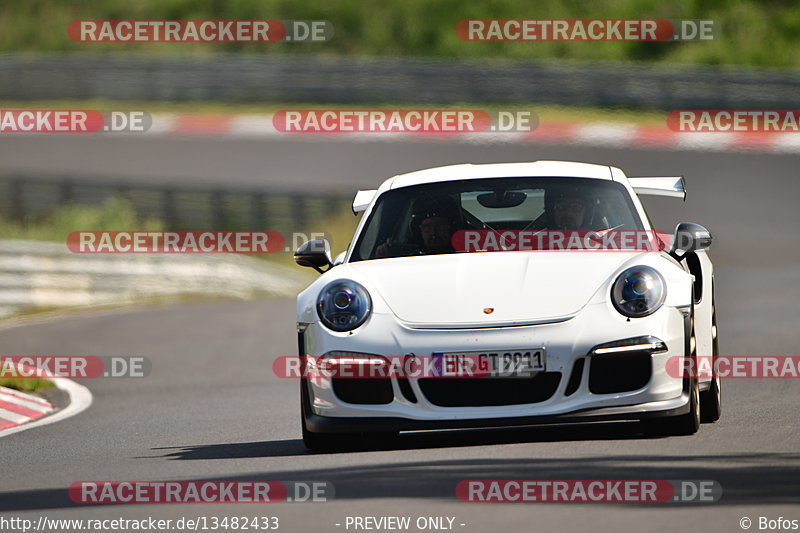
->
[[349, 252, 644, 327]]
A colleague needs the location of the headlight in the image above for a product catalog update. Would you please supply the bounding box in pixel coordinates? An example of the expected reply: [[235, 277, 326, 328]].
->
[[317, 280, 372, 332], [611, 266, 666, 318]]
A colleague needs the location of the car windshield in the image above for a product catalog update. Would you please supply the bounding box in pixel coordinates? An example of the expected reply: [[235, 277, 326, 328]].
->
[[350, 177, 644, 261]]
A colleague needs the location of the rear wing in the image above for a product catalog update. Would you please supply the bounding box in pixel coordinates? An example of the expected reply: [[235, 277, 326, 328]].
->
[[628, 176, 686, 200], [352, 189, 378, 213]]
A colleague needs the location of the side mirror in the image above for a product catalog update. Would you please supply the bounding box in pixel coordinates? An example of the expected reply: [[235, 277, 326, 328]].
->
[[669, 222, 712, 261], [294, 239, 332, 274]]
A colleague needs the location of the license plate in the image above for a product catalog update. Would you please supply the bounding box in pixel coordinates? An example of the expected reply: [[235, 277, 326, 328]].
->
[[432, 349, 545, 377]]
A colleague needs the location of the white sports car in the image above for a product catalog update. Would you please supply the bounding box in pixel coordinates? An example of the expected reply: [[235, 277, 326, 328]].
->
[[294, 161, 720, 450]]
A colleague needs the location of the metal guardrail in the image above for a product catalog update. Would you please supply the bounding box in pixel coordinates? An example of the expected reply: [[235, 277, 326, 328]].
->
[[0, 240, 310, 318], [0, 170, 342, 319], [0, 173, 333, 319], [0, 174, 351, 233], [2, 53, 800, 109]]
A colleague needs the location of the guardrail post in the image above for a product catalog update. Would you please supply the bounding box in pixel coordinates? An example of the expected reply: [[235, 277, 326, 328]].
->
[[251, 192, 266, 230], [211, 190, 225, 230], [59, 179, 74, 205], [8, 176, 25, 221], [163, 188, 177, 229], [290, 193, 307, 233]]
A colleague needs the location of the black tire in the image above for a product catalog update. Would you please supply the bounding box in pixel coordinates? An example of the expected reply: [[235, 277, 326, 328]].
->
[[300, 380, 359, 451], [642, 311, 701, 437], [301, 421, 356, 451], [700, 298, 722, 423]]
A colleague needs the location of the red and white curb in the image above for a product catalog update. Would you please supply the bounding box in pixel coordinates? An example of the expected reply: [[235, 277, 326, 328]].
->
[[0, 385, 53, 430], [0, 375, 92, 438], [141, 114, 800, 154]]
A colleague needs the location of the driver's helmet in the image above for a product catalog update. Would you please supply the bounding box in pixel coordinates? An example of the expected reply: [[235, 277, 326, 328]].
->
[[545, 184, 597, 229], [409, 195, 461, 241]]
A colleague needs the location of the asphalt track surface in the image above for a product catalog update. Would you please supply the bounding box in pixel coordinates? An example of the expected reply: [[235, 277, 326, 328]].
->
[[1, 135, 799, 532]]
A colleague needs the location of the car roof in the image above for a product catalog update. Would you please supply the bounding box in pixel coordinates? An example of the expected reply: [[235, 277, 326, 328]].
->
[[386, 161, 615, 190]]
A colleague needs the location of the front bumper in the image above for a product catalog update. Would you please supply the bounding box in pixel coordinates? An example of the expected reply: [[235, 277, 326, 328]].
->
[[303, 390, 690, 433], [299, 301, 689, 429]]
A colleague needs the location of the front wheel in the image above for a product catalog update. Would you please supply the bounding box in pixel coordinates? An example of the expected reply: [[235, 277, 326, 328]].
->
[[300, 380, 358, 451], [700, 299, 722, 423], [642, 311, 701, 437], [300, 380, 399, 451], [301, 418, 355, 451]]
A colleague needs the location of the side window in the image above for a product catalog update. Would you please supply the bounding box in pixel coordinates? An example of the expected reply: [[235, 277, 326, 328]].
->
[[356, 204, 382, 258]]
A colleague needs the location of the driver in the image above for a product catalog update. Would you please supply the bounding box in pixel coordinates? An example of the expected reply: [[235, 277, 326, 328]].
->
[[553, 195, 587, 230], [375, 196, 460, 257], [547, 186, 595, 230]]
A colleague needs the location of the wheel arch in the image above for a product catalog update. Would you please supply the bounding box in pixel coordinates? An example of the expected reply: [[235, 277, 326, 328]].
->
[[683, 250, 714, 374]]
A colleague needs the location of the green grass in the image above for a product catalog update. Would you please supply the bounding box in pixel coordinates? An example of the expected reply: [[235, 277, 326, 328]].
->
[[0, 377, 55, 392], [3, 0, 800, 68], [0, 197, 164, 241]]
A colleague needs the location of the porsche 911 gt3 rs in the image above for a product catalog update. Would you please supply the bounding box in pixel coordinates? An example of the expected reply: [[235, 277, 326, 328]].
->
[[294, 160, 720, 450]]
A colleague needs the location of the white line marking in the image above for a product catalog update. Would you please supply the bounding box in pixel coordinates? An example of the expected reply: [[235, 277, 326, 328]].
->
[[574, 123, 638, 146], [144, 114, 179, 135], [769, 134, 800, 153], [226, 115, 279, 137], [674, 132, 735, 150]]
